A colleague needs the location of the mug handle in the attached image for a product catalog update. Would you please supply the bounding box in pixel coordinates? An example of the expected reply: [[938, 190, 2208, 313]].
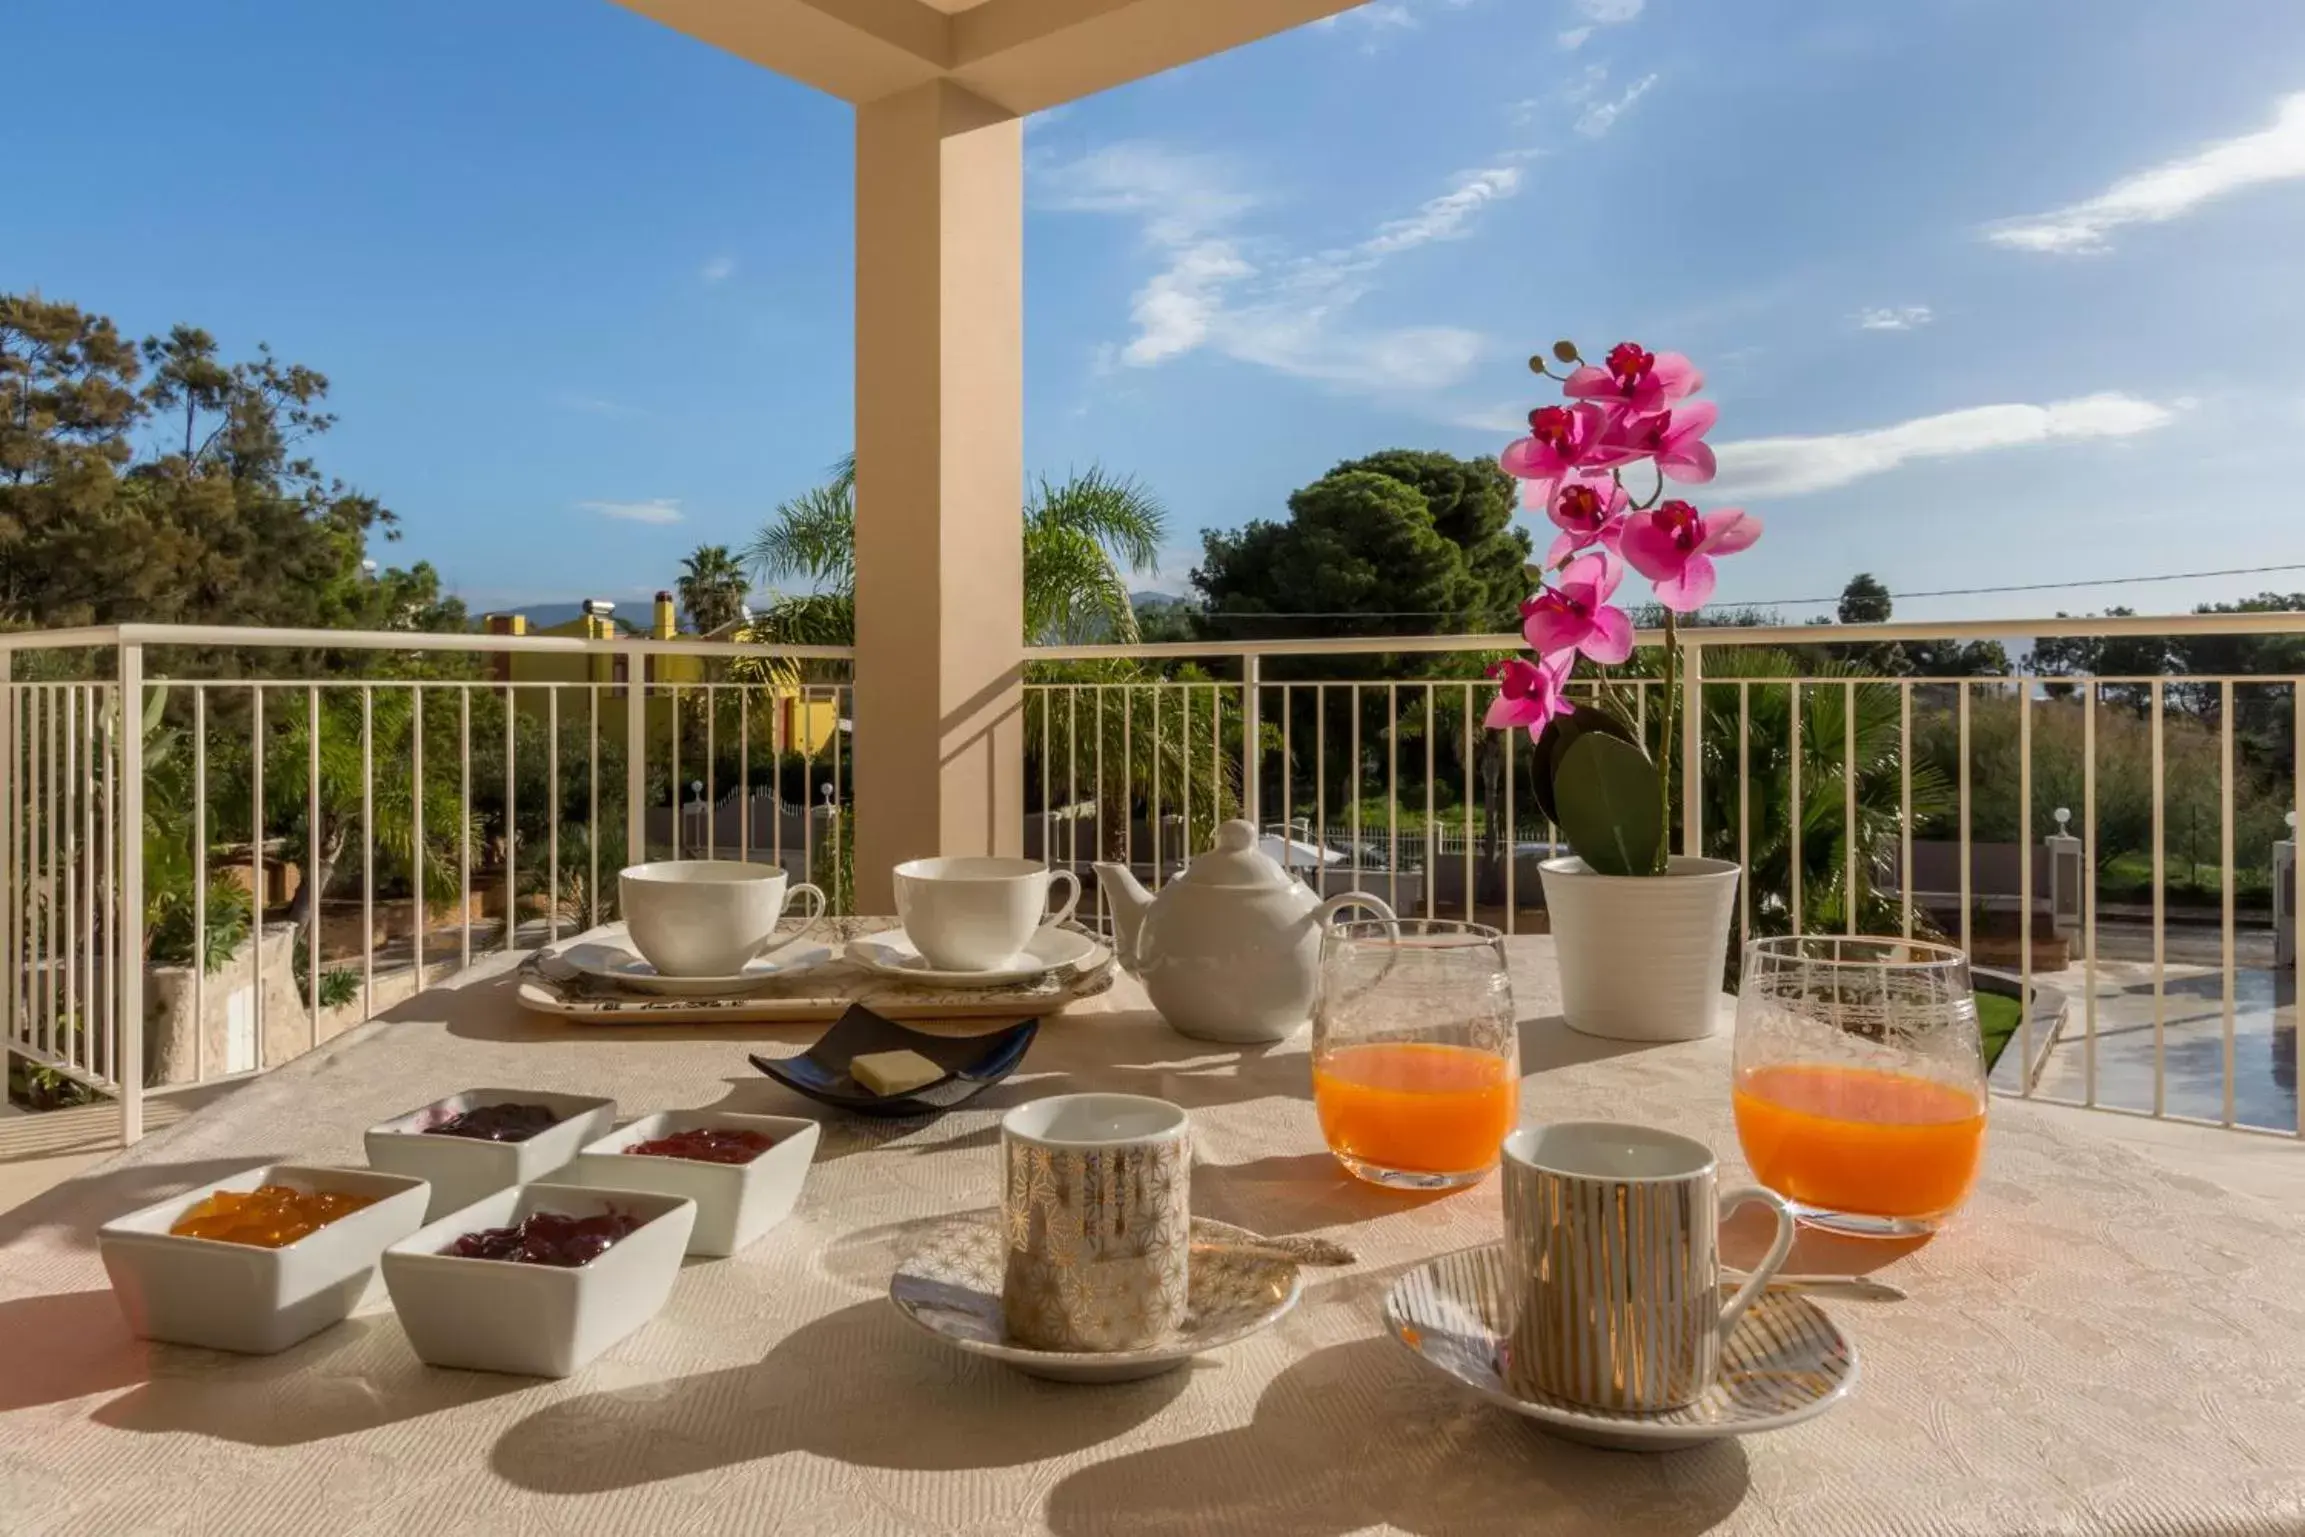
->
[[1717, 1185, 1796, 1343], [1041, 870, 1082, 930], [755, 883, 828, 958]]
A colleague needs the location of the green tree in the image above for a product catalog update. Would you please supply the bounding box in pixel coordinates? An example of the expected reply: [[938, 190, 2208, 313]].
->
[[1837, 572, 1892, 625], [677, 544, 749, 634], [1191, 450, 1530, 659]]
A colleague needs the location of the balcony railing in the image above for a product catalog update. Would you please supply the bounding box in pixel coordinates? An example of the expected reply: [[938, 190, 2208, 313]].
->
[[5, 612, 2302, 1148]]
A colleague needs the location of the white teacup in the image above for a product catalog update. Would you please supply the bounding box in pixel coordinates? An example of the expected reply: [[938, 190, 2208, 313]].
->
[[618, 861, 827, 978], [893, 857, 1081, 972]]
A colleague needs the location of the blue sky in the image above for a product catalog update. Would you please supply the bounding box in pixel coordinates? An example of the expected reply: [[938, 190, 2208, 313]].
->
[[9, 0, 2305, 624]]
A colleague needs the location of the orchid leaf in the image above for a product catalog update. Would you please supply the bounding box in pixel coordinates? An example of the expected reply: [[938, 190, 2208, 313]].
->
[[1555, 729, 1664, 877], [1533, 703, 1640, 827]]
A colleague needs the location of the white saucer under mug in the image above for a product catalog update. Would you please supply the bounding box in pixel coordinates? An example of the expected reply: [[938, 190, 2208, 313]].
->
[[845, 926, 1104, 988], [555, 936, 833, 996], [1382, 1243, 1859, 1451], [889, 1217, 1302, 1383]]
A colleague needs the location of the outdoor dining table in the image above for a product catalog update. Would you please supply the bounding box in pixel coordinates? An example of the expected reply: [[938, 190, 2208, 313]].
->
[[5, 936, 2305, 1535]]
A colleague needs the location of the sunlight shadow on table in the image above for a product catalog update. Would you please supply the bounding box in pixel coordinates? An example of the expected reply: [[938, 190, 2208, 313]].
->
[[1041, 1334, 1751, 1537], [489, 1296, 1192, 1492], [0, 1290, 151, 1411], [88, 1317, 527, 1446]]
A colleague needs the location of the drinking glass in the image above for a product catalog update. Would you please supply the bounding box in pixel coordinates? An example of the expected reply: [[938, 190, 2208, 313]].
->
[[1312, 919, 1518, 1190], [1732, 935, 1988, 1238]]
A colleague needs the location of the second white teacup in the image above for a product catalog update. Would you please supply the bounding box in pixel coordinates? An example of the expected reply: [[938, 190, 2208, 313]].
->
[[893, 856, 1080, 972], [619, 860, 827, 977]]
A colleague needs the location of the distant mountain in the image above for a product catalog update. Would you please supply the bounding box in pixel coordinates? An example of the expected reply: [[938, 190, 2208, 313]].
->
[[479, 600, 638, 634]]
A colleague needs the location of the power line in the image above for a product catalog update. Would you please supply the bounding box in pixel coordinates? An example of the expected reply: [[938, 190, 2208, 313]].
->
[[1177, 560, 2305, 622]]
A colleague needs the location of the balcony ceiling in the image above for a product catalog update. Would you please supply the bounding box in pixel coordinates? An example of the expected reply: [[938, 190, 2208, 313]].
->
[[612, 0, 1366, 113]]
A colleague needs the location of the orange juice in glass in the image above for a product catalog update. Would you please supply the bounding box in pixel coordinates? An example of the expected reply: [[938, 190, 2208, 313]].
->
[[1733, 936, 1987, 1237], [1312, 920, 1519, 1189]]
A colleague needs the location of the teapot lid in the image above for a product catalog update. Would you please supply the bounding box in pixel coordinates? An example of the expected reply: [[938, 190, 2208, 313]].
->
[[1175, 819, 1292, 889]]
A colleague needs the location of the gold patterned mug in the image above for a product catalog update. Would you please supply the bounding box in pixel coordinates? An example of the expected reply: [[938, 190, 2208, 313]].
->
[[1501, 1121, 1795, 1411], [1000, 1094, 1191, 1352]]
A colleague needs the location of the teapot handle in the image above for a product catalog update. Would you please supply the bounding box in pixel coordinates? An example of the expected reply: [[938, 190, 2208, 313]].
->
[[1315, 891, 1398, 941]]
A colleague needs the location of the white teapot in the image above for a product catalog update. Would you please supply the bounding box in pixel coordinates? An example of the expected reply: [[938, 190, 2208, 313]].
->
[[1094, 820, 1395, 1044]]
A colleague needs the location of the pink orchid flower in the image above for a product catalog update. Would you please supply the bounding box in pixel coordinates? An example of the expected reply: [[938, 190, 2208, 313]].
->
[[1605, 401, 1720, 484], [1484, 654, 1575, 738], [1619, 499, 1763, 612], [1500, 402, 1617, 489], [1564, 341, 1704, 417], [1539, 474, 1630, 569], [1520, 551, 1634, 665]]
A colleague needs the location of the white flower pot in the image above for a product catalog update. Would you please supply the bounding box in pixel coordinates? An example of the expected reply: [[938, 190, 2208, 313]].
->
[[1538, 856, 1741, 1042]]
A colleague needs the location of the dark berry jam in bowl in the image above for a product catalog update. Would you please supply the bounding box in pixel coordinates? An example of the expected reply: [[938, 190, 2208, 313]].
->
[[442, 1208, 645, 1267], [622, 1126, 777, 1164], [421, 1101, 562, 1142]]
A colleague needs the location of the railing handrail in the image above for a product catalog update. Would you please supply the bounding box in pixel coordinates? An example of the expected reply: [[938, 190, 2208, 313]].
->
[[0, 623, 855, 662], [1027, 607, 2305, 662]]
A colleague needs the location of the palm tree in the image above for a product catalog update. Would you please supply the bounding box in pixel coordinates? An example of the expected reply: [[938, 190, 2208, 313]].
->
[[741, 455, 1167, 647], [676, 544, 749, 635]]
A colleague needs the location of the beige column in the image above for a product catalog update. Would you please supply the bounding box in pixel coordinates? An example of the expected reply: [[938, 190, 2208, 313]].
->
[[852, 79, 1025, 914]]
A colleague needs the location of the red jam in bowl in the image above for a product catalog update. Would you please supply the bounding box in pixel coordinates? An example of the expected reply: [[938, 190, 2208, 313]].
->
[[443, 1210, 643, 1267], [622, 1127, 776, 1165]]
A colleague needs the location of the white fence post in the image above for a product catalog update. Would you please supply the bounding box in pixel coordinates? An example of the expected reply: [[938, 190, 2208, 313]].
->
[[117, 641, 144, 1145], [1679, 638, 1704, 859], [1241, 653, 1261, 827], [625, 642, 647, 865]]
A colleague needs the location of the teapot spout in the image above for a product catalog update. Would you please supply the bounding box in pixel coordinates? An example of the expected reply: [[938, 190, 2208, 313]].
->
[[1092, 862, 1154, 974]]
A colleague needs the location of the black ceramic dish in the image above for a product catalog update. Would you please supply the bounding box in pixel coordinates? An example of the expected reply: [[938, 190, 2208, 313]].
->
[[749, 1005, 1039, 1117]]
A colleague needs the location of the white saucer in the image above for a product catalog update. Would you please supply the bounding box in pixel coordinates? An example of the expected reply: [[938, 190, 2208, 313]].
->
[[889, 1217, 1302, 1383], [844, 927, 1106, 989], [554, 938, 833, 997], [1383, 1243, 1860, 1452]]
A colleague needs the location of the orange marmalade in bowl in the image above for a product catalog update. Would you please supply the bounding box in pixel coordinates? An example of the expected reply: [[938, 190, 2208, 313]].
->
[[169, 1185, 377, 1248]]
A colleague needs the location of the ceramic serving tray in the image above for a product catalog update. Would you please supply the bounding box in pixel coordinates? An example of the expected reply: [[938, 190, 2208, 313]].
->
[[515, 917, 1115, 1024]]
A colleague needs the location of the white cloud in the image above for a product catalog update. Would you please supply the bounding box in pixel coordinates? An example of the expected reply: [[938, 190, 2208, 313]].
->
[[582, 498, 686, 524], [1855, 305, 1934, 332], [1710, 393, 2177, 498], [1573, 69, 1658, 138], [699, 255, 737, 283], [1987, 92, 2305, 254], [1574, 0, 1643, 20], [1038, 142, 1521, 399], [1557, 26, 1593, 49]]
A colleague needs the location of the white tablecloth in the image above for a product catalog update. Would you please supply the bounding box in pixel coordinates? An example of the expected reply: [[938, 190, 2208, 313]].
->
[[5, 938, 2305, 1535]]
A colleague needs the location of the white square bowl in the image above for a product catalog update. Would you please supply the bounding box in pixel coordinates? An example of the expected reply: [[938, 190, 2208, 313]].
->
[[380, 1182, 695, 1378], [564, 1110, 819, 1258], [98, 1163, 430, 1355], [364, 1087, 615, 1222]]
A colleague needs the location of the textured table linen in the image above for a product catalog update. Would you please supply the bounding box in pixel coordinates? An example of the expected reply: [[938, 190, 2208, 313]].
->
[[5, 939, 2305, 1536]]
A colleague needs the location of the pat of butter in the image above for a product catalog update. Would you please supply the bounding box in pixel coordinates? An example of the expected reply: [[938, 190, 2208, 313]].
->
[[850, 1048, 943, 1096]]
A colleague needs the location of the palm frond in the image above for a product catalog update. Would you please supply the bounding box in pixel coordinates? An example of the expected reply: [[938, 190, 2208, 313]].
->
[[1028, 466, 1166, 575], [747, 480, 856, 592]]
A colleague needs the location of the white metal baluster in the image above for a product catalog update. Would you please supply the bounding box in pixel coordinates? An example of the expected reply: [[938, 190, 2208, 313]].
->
[[1, 661, 15, 1065], [306, 687, 320, 1037], [1681, 642, 1704, 861], [603, 686, 613, 926], [41, 686, 53, 1060], [1241, 658, 1260, 824], [1039, 688, 1052, 872], [1315, 684, 1329, 901], [1424, 684, 1436, 921], [2084, 682, 2099, 1109], [1843, 680, 1858, 936], [118, 645, 144, 1143], [2220, 680, 2236, 1127], [502, 684, 516, 953], [363, 686, 375, 1021], [771, 684, 785, 879], [703, 685, 715, 863], [2018, 678, 2033, 1096], [1066, 687, 1079, 896], [1461, 684, 1475, 924], [1899, 681, 1912, 941], [833, 683, 848, 906], [1350, 686, 1363, 905], [193, 689, 207, 1082], [1148, 688, 1161, 888], [670, 685, 683, 860], [1179, 683, 1192, 859], [412, 687, 425, 998], [1958, 683, 1972, 960], [548, 686, 561, 944], [1789, 681, 1803, 937], [62, 687, 77, 1075], [625, 646, 646, 866], [250, 687, 264, 1071], [2150, 678, 2166, 1118], [1388, 682, 1401, 916], [1503, 716, 1516, 935], [98, 683, 114, 1085], [460, 689, 473, 974], [1739, 682, 1751, 948], [1208, 684, 1219, 852], [802, 688, 815, 894], [737, 687, 749, 868]]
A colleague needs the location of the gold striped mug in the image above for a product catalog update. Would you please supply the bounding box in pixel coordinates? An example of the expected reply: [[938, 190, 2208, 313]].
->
[[1501, 1121, 1795, 1412]]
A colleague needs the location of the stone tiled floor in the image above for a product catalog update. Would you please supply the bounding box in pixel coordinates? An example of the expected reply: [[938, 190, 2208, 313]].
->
[[2028, 956, 2297, 1132]]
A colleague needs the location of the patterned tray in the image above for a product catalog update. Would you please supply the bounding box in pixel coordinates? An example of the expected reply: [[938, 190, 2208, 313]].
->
[[514, 917, 1117, 1024]]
